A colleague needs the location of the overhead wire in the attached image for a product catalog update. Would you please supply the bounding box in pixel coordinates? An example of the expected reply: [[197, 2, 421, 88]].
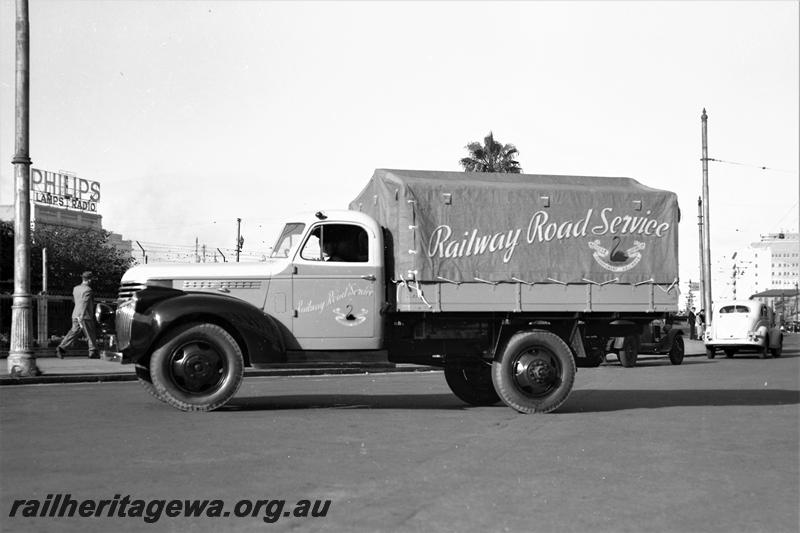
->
[[707, 158, 798, 174]]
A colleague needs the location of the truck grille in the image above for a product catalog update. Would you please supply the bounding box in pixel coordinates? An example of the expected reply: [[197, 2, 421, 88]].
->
[[118, 282, 146, 301], [115, 301, 136, 351]]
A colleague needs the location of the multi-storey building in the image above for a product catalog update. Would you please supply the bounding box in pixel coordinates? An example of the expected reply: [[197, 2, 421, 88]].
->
[[711, 232, 799, 302]]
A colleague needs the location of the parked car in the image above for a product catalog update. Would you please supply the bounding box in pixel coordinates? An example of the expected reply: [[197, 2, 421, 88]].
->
[[606, 316, 685, 367], [704, 300, 783, 359]]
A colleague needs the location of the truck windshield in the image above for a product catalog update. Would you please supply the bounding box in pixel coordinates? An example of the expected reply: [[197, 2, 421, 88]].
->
[[270, 223, 305, 258]]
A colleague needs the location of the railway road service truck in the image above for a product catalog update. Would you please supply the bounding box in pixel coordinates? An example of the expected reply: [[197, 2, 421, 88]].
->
[[103, 169, 680, 413]]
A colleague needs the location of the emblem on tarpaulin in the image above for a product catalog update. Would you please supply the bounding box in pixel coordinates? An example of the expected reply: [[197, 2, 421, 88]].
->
[[588, 238, 646, 273]]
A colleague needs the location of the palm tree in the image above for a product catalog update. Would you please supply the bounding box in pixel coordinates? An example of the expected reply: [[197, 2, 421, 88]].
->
[[459, 131, 522, 173]]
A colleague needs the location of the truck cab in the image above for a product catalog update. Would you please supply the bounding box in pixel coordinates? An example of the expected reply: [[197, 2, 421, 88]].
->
[[264, 210, 385, 350]]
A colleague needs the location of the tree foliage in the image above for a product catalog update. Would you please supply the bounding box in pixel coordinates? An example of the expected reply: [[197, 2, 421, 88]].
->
[[459, 131, 522, 173], [0, 220, 133, 297]]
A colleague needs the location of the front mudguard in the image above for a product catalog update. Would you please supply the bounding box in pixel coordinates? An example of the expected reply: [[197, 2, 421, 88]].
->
[[122, 290, 286, 366]]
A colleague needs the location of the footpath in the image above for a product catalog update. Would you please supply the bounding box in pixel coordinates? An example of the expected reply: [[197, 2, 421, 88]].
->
[[0, 340, 708, 386], [0, 348, 434, 385]]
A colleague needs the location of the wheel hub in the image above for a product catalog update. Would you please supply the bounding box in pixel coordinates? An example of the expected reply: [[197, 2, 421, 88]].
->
[[512, 348, 561, 398], [170, 342, 224, 393], [184, 354, 213, 380], [528, 359, 555, 383]]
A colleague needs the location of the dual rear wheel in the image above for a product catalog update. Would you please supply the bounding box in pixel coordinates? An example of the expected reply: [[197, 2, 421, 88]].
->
[[444, 331, 576, 414]]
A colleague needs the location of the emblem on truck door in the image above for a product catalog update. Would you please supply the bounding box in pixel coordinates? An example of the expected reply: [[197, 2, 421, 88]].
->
[[589, 239, 646, 272], [333, 305, 368, 326]]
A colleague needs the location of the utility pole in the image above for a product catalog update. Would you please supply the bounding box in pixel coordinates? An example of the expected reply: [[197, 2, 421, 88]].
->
[[236, 218, 242, 262], [697, 197, 706, 312], [700, 109, 713, 325], [8, 0, 39, 376]]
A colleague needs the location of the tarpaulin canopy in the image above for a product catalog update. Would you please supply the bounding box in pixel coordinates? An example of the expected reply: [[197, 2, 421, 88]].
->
[[350, 169, 680, 285]]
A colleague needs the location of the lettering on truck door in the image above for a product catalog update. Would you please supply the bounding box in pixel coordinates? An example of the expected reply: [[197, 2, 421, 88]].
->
[[291, 223, 381, 350]]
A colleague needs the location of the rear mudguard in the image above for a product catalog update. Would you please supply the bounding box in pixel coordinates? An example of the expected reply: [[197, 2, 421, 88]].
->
[[122, 289, 286, 366]]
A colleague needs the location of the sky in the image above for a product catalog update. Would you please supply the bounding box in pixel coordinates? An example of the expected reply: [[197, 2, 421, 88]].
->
[[1, 0, 798, 281]]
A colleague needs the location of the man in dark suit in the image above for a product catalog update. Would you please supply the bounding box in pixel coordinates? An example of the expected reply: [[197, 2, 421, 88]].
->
[[56, 271, 99, 359]]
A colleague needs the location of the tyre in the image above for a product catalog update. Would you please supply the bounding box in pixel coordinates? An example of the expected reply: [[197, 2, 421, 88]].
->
[[759, 336, 769, 359], [724, 348, 736, 358], [444, 361, 501, 406], [771, 337, 783, 358], [578, 348, 606, 368], [706, 347, 716, 359], [491, 330, 576, 414], [668, 335, 684, 365], [150, 323, 244, 411], [619, 334, 640, 368], [135, 363, 166, 403]]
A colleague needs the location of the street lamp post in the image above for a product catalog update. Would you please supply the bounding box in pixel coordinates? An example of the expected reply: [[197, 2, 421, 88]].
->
[[8, 0, 40, 376]]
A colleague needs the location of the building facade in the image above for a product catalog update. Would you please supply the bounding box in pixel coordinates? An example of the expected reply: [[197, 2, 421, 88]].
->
[[711, 232, 799, 302]]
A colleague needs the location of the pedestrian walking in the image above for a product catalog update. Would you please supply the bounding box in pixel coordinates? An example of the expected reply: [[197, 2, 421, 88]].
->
[[56, 271, 99, 359], [688, 307, 697, 340], [696, 309, 706, 339]]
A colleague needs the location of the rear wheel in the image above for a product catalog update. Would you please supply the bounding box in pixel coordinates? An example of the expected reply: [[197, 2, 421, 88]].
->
[[150, 323, 244, 411], [668, 335, 684, 365], [444, 360, 500, 406], [492, 330, 575, 414], [759, 337, 769, 359], [579, 347, 606, 368], [724, 348, 736, 358], [619, 335, 640, 368], [706, 346, 716, 359]]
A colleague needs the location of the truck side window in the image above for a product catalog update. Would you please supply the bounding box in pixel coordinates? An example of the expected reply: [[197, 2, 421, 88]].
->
[[300, 224, 369, 263]]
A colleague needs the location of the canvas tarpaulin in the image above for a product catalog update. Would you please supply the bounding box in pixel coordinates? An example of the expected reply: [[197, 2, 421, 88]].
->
[[350, 169, 680, 285]]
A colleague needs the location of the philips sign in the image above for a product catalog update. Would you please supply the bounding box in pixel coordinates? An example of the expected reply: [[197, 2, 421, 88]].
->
[[30, 169, 101, 213]]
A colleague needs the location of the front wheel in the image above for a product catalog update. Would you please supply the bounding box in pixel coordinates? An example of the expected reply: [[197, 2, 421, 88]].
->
[[444, 361, 500, 406], [668, 335, 684, 365], [492, 330, 576, 414], [150, 323, 244, 411], [135, 364, 166, 403]]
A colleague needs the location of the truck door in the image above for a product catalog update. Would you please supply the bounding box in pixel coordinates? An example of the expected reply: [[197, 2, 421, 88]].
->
[[291, 222, 383, 350]]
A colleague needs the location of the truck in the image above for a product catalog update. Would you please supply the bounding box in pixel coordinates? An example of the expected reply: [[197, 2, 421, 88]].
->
[[606, 315, 687, 367], [102, 169, 680, 414]]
